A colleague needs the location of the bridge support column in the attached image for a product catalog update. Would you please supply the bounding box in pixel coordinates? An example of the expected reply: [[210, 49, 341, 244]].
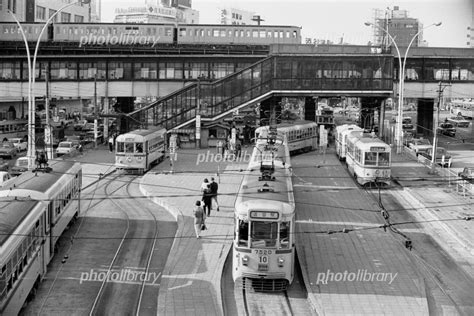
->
[[417, 99, 434, 138], [259, 96, 282, 125]]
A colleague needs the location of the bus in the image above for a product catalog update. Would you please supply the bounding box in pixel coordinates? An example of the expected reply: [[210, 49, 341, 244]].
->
[[451, 100, 474, 118]]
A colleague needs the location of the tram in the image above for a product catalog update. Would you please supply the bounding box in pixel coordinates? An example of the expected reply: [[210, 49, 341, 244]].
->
[[0, 161, 82, 315], [345, 132, 391, 186], [335, 124, 364, 160], [255, 120, 318, 154], [115, 127, 166, 173], [233, 129, 295, 290]]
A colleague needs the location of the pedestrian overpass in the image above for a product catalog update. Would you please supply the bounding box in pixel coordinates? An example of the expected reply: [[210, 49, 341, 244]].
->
[[125, 45, 394, 132]]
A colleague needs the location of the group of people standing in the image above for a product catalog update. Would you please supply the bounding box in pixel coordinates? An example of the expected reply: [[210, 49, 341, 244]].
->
[[193, 177, 220, 238]]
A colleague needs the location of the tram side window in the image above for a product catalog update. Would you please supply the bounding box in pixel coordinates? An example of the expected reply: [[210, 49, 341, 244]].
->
[[251, 221, 278, 248], [365, 152, 377, 165], [238, 220, 249, 247], [378, 152, 390, 166], [279, 222, 290, 248], [125, 143, 134, 153]]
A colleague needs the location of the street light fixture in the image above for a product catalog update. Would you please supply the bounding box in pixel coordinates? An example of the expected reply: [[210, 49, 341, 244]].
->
[[9, 0, 90, 169], [365, 21, 442, 154]]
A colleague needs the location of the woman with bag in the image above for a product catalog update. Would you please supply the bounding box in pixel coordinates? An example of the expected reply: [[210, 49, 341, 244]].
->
[[193, 200, 206, 239]]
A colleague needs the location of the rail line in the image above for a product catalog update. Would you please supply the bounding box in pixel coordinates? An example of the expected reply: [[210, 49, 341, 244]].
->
[[35, 173, 129, 315], [88, 177, 134, 315], [87, 174, 160, 315]]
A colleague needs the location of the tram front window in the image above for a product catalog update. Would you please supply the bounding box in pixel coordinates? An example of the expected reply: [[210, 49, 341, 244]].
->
[[117, 142, 124, 152], [136, 143, 143, 153], [365, 152, 377, 165], [279, 222, 290, 249], [250, 221, 278, 248], [125, 143, 134, 153], [378, 152, 390, 166], [238, 220, 249, 247]]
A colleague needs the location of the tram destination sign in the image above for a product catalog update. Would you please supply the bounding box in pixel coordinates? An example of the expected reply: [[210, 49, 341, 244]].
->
[[370, 146, 387, 152], [250, 211, 279, 220]]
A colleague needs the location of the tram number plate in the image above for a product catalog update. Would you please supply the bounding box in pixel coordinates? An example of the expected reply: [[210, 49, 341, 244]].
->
[[259, 256, 268, 264]]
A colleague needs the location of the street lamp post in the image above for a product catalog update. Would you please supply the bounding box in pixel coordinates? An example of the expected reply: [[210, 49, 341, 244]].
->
[[365, 21, 442, 154], [9, 0, 89, 170]]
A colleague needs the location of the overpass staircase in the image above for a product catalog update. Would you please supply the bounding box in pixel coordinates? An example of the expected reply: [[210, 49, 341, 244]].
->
[[126, 57, 275, 132]]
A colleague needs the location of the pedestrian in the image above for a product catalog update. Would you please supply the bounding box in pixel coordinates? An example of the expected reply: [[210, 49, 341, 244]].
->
[[200, 178, 210, 192], [210, 177, 220, 212], [223, 142, 229, 160], [236, 142, 242, 158], [108, 135, 114, 152], [193, 200, 205, 239], [202, 184, 213, 217]]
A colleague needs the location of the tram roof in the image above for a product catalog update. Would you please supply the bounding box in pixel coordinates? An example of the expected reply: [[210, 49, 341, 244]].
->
[[0, 160, 78, 199], [347, 134, 390, 149], [117, 127, 166, 140], [0, 199, 38, 246], [235, 162, 294, 216]]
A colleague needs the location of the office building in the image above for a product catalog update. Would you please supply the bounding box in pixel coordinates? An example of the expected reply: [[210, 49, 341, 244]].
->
[[0, 0, 91, 22], [114, 0, 198, 24], [371, 6, 423, 47]]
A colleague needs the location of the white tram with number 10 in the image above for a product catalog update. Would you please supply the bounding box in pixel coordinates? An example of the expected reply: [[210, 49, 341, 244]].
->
[[233, 130, 295, 290], [345, 132, 391, 186], [115, 127, 166, 173]]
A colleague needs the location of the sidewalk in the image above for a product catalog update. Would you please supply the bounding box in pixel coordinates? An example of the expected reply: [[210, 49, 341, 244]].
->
[[140, 148, 248, 315]]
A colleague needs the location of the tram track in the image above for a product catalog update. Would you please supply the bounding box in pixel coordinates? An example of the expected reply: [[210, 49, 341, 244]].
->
[[35, 173, 130, 315], [89, 175, 159, 315]]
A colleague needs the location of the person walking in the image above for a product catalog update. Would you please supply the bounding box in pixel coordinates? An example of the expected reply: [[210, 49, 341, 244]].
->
[[108, 135, 114, 152], [193, 201, 205, 239], [202, 184, 213, 217], [209, 177, 220, 212], [201, 178, 210, 192]]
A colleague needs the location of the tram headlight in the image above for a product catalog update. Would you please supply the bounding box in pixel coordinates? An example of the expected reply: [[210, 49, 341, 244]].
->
[[277, 257, 285, 267], [242, 255, 249, 266]]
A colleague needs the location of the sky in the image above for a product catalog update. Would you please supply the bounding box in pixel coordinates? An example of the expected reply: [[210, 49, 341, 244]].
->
[[100, 0, 473, 48]]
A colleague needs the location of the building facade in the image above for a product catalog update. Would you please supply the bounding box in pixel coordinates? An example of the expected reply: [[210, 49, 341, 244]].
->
[[219, 7, 256, 25], [113, 0, 198, 24], [372, 6, 423, 48], [0, 0, 90, 23]]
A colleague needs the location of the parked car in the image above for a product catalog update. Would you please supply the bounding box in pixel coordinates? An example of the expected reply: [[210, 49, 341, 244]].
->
[[419, 147, 452, 168], [56, 141, 77, 156], [0, 141, 17, 159], [446, 116, 470, 128], [437, 123, 456, 137], [0, 158, 8, 171], [408, 138, 432, 156], [11, 156, 28, 176], [85, 131, 104, 144], [65, 135, 84, 147], [458, 167, 474, 183], [9, 137, 27, 152]]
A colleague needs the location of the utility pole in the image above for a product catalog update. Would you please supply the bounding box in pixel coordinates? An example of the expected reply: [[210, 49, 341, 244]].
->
[[94, 73, 98, 148], [45, 63, 53, 159], [196, 78, 201, 149], [430, 81, 451, 173]]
